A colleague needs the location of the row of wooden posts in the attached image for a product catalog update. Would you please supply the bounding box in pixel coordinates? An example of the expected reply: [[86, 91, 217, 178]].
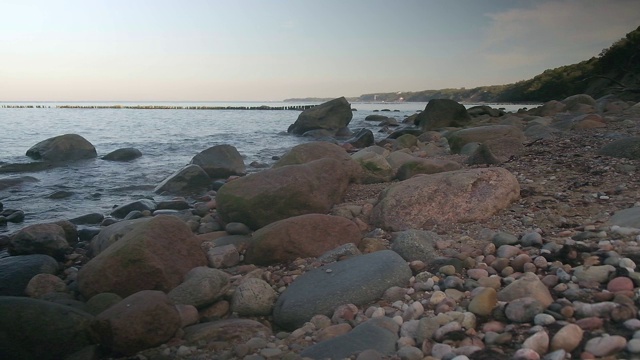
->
[[0, 104, 317, 110]]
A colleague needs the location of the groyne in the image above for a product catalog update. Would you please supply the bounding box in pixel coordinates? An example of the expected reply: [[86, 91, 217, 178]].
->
[[0, 104, 316, 110]]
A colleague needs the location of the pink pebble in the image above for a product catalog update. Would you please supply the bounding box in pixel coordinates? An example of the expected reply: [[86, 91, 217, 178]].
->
[[607, 277, 634, 293]]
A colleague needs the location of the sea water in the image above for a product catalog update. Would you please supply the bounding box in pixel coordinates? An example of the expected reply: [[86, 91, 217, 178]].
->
[[0, 101, 528, 234]]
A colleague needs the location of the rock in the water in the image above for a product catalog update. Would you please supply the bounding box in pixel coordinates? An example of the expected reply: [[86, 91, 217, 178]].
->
[[9, 223, 70, 259], [0, 175, 39, 190], [102, 147, 142, 161], [93, 290, 181, 356], [0, 254, 59, 296], [78, 215, 207, 299], [597, 137, 640, 160], [301, 317, 399, 359], [110, 199, 157, 219], [190, 144, 246, 179], [244, 214, 362, 265], [26, 134, 97, 162], [345, 128, 375, 148], [287, 97, 353, 135], [371, 168, 520, 231], [273, 250, 411, 330], [154, 164, 212, 195], [167, 266, 229, 308], [416, 99, 471, 131], [231, 278, 277, 316], [216, 158, 351, 230], [390, 229, 440, 263], [395, 158, 462, 180], [0, 296, 95, 360]]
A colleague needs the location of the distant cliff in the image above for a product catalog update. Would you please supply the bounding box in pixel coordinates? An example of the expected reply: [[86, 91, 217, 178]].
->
[[285, 25, 640, 103]]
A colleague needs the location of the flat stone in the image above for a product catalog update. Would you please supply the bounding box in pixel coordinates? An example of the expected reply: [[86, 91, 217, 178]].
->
[[584, 335, 627, 357]]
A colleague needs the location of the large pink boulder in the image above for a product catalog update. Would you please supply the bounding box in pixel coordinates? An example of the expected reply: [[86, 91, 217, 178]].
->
[[371, 168, 520, 231], [244, 214, 362, 265], [92, 290, 181, 355], [77, 216, 207, 298]]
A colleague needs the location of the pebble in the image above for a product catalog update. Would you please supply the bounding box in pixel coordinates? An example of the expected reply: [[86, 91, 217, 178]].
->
[[522, 330, 549, 355], [468, 287, 497, 316], [430, 343, 453, 359], [496, 245, 520, 258], [429, 291, 447, 305], [627, 338, 640, 354], [607, 277, 634, 292], [550, 324, 583, 352], [521, 232, 543, 247], [533, 313, 556, 326], [505, 297, 545, 323], [493, 232, 519, 246], [512, 348, 541, 360], [396, 346, 423, 360], [467, 268, 488, 280], [584, 335, 627, 357], [625, 319, 640, 331]]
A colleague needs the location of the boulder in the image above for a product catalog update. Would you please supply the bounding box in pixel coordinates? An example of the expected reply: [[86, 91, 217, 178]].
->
[[0, 175, 38, 190], [93, 290, 181, 356], [88, 218, 150, 256], [231, 278, 278, 316], [77, 215, 207, 299], [531, 100, 566, 116], [390, 229, 440, 263], [562, 94, 597, 112], [167, 266, 229, 308], [345, 128, 375, 148], [351, 146, 394, 183], [365, 114, 391, 122], [300, 317, 399, 359], [371, 168, 520, 231], [216, 158, 350, 229], [154, 164, 212, 194], [102, 148, 142, 161], [416, 99, 471, 131], [244, 214, 362, 266], [26, 134, 97, 162], [273, 250, 411, 330], [609, 207, 640, 228], [467, 105, 504, 118], [497, 272, 553, 307], [597, 137, 640, 160], [272, 141, 361, 179], [447, 125, 525, 154], [9, 223, 70, 259], [395, 158, 462, 180], [110, 199, 157, 219], [287, 97, 353, 135], [0, 296, 95, 360], [184, 318, 272, 344], [190, 144, 246, 179], [0, 254, 59, 296]]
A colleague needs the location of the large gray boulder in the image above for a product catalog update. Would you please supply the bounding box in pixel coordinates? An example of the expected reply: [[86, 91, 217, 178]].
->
[[9, 223, 70, 260], [301, 317, 399, 359], [597, 137, 640, 160], [391, 229, 441, 263], [154, 164, 211, 194], [287, 97, 353, 135], [415, 99, 471, 131], [88, 218, 150, 256], [371, 168, 520, 231], [26, 134, 97, 162], [0, 254, 59, 296], [216, 158, 351, 230], [244, 214, 362, 266], [167, 266, 229, 308], [77, 215, 207, 299], [110, 199, 157, 219], [0, 296, 95, 360], [273, 250, 411, 330], [272, 141, 362, 180], [190, 144, 246, 179]]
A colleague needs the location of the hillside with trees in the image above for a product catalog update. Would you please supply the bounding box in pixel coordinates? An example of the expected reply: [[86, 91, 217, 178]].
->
[[286, 25, 640, 103]]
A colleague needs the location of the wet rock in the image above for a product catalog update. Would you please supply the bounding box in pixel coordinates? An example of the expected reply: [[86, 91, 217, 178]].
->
[[26, 134, 97, 162], [190, 144, 246, 179], [288, 97, 353, 136], [0, 296, 95, 360], [0, 175, 39, 190], [110, 199, 156, 219], [9, 223, 70, 259], [154, 164, 212, 195], [0, 254, 59, 296], [93, 290, 181, 355], [102, 147, 142, 161], [273, 250, 411, 330]]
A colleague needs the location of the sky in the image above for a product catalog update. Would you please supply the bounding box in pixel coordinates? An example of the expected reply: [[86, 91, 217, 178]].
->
[[1, 0, 638, 101]]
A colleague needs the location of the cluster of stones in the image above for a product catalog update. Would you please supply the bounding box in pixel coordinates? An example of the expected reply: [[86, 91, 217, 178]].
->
[[0, 93, 640, 359]]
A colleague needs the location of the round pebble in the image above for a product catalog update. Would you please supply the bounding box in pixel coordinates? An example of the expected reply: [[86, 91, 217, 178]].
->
[[533, 313, 556, 326], [584, 335, 627, 357], [607, 277, 634, 293], [550, 324, 583, 352]]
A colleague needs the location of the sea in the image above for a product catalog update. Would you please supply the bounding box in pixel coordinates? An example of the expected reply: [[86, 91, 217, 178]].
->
[[0, 101, 529, 234]]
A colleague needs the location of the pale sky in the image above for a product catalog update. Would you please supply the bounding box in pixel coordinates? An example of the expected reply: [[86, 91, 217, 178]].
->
[[1, 0, 638, 101]]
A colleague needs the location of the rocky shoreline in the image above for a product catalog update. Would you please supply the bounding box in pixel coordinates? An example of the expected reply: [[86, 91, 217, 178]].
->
[[1, 94, 640, 360]]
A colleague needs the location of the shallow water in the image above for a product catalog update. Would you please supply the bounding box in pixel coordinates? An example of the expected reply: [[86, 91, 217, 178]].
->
[[0, 101, 527, 234]]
